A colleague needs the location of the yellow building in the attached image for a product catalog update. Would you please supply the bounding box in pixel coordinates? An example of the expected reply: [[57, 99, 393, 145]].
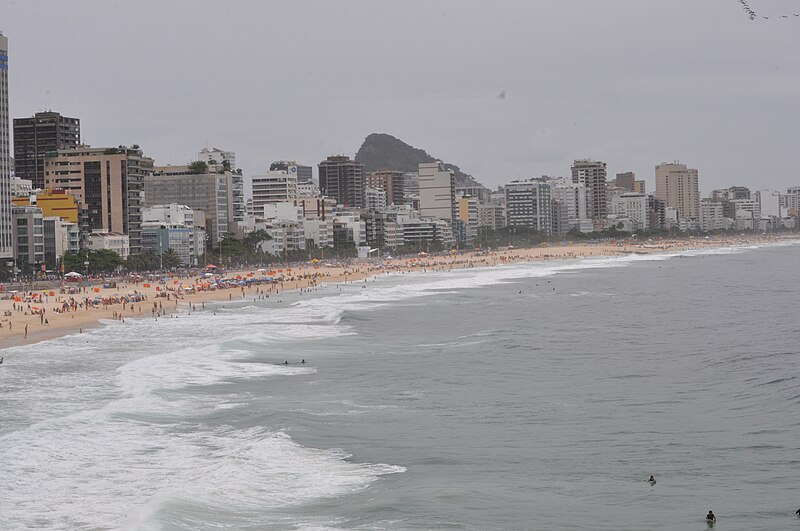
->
[[12, 189, 79, 223]]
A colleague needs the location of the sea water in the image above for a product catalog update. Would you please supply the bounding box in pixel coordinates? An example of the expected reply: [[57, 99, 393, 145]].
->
[[1, 241, 799, 530]]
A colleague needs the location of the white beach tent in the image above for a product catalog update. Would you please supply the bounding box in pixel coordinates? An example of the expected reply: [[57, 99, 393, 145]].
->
[[64, 272, 83, 278]]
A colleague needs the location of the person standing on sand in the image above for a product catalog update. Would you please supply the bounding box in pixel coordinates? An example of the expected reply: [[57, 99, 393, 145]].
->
[[24, 324, 28, 338]]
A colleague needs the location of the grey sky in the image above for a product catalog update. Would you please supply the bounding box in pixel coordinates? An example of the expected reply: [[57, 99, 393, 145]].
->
[[2, 0, 799, 193]]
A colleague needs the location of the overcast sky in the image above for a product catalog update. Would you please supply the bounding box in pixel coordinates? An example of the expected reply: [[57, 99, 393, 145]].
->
[[3, 0, 799, 193]]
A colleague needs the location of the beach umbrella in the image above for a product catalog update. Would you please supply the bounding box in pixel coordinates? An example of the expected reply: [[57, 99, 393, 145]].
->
[[206, 264, 218, 269], [64, 271, 82, 278]]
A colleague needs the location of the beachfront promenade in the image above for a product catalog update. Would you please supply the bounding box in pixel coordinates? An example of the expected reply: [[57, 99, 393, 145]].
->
[[0, 236, 791, 350]]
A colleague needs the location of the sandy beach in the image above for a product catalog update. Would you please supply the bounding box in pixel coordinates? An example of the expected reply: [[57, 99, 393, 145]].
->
[[0, 234, 795, 352]]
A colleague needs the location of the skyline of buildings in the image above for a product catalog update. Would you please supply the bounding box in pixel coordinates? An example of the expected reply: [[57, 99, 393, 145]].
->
[[3, 101, 799, 273], [0, 23, 798, 273]]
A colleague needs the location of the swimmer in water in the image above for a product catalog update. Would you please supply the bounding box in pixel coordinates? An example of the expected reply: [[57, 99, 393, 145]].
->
[[706, 510, 716, 524], [648, 475, 656, 485]]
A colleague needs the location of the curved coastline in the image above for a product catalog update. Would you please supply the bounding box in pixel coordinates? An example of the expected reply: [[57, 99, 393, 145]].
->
[[0, 234, 797, 351]]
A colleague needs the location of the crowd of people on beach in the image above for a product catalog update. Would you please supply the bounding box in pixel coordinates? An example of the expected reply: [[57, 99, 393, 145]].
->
[[0, 234, 794, 346]]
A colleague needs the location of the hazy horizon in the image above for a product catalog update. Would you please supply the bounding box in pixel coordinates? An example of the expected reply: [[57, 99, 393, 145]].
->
[[3, 0, 799, 193]]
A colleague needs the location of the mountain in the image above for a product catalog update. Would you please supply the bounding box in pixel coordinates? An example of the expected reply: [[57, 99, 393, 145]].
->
[[354, 133, 484, 188]]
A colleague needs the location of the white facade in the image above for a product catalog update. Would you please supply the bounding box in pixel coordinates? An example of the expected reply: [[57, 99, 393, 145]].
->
[[755, 189, 781, 218], [418, 162, 456, 222], [303, 219, 333, 248], [87, 231, 130, 259], [783, 187, 800, 214], [731, 199, 760, 229], [143, 203, 204, 228], [333, 212, 367, 246], [198, 147, 236, 171], [251, 171, 298, 207], [365, 188, 387, 211], [549, 180, 589, 231], [297, 181, 319, 197], [699, 199, 724, 232], [621, 193, 649, 231], [11, 176, 34, 196], [504, 180, 553, 235], [607, 187, 626, 218]]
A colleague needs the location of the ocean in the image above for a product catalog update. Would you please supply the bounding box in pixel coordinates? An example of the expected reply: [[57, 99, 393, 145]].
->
[[1, 241, 799, 530]]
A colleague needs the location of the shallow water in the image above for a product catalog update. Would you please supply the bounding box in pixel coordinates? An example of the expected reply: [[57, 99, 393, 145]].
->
[[1, 241, 799, 530]]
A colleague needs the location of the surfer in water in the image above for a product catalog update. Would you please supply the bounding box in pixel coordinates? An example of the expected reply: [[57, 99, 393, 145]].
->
[[706, 510, 716, 525], [648, 475, 656, 485], [796, 507, 800, 517]]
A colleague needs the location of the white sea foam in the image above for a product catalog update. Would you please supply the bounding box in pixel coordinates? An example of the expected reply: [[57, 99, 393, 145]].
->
[[0, 302, 402, 530], [0, 239, 792, 529]]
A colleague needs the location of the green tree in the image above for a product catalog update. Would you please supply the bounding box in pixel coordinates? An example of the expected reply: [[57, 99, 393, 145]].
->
[[187, 160, 209, 174], [162, 248, 182, 269], [63, 249, 122, 274], [126, 250, 160, 272]]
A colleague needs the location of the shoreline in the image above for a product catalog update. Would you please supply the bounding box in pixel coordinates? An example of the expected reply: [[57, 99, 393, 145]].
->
[[0, 234, 797, 353]]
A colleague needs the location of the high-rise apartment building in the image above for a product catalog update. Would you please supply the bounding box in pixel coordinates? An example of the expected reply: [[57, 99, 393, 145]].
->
[[571, 159, 607, 222], [418, 162, 456, 222], [144, 165, 242, 247], [620, 192, 649, 231], [0, 32, 12, 259], [505, 180, 553, 235], [457, 195, 479, 244], [13, 111, 80, 188], [250, 170, 298, 208], [655, 162, 700, 221], [699, 198, 725, 232], [366, 170, 405, 206], [549, 180, 589, 232], [614, 172, 635, 192], [44, 145, 153, 253], [318, 155, 365, 208]]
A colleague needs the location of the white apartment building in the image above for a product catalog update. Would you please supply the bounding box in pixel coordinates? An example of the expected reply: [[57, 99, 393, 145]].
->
[[699, 199, 725, 232], [303, 219, 334, 249], [782, 187, 800, 215], [251, 170, 298, 207], [87, 231, 130, 259], [549, 180, 589, 231], [755, 189, 781, 218], [365, 187, 388, 211], [505, 180, 553, 235], [142, 204, 206, 266], [731, 198, 760, 230], [621, 193, 649, 231], [418, 162, 456, 222], [332, 212, 367, 246]]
